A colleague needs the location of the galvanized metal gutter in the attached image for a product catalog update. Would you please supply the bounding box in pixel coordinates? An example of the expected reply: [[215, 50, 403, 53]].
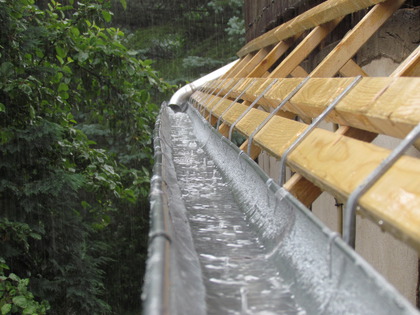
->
[[143, 61, 238, 315], [168, 59, 239, 107]]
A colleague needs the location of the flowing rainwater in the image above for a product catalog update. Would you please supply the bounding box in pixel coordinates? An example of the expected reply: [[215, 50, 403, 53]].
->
[[169, 110, 305, 315]]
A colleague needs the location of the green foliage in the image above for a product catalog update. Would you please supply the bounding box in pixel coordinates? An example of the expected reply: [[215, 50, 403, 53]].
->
[[0, 258, 49, 315], [0, 0, 171, 313], [182, 56, 224, 74], [208, 0, 244, 43], [1, 0, 243, 312], [0, 220, 47, 315], [226, 16, 245, 45], [119, 0, 244, 85]]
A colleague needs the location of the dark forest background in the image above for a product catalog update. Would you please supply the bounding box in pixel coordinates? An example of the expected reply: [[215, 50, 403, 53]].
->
[[111, 0, 244, 86], [0, 0, 243, 314]]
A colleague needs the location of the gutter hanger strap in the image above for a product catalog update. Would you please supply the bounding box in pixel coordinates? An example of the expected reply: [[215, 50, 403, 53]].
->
[[198, 79, 227, 114], [228, 79, 279, 140], [278, 75, 362, 186], [343, 122, 420, 248], [192, 79, 217, 109], [208, 78, 246, 123], [190, 83, 206, 107], [216, 79, 258, 129], [247, 77, 310, 156]]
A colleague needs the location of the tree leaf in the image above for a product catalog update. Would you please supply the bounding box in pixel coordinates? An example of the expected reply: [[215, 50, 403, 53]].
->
[[0, 62, 14, 77], [29, 232, 42, 240], [119, 0, 127, 10], [29, 105, 35, 119], [12, 295, 28, 308], [8, 273, 20, 282], [103, 164, 115, 175], [1, 304, 12, 315], [76, 51, 89, 62], [101, 10, 112, 23], [55, 46, 66, 58], [58, 82, 68, 92], [70, 26, 79, 37]]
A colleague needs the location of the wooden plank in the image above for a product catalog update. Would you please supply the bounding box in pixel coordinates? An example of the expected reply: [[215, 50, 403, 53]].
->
[[218, 122, 230, 137], [202, 86, 414, 247], [251, 78, 304, 107], [190, 90, 203, 103], [212, 97, 237, 118], [240, 78, 280, 108], [227, 0, 419, 247], [285, 125, 377, 207], [252, 116, 420, 249], [284, 0, 405, 208], [237, 27, 280, 57], [274, 0, 386, 43], [202, 77, 420, 141], [283, 174, 322, 207], [290, 66, 309, 78], [225, 54, 254, 78], [339, 59, 369, 77], [335, 77, 420, 138], [204, 79, 243, 111], [239, 140, 261, 160], [230, 78, 264, 98], [235, 108, 298, 160], [190, 91, 208, 109], [335, 125, 377, 142], [208, 114, 218, 126], [252, 77, 420, 139], [330, 77, 397, 132], [236, 108, 269, 137], [287, 77, 356, 118], [213, 78, 238, 96], [285, 10, 412, 205], [287, 128, 420, 250], [193, 81, 215, 100], [269, 18, 343, 78], [254, 116, 307, 157], [372, 78, 420, 137], [263, 78, 311, 119], [248, 40, 293, 78], [221, 103, 249, 125], [190, 92, 238, 121], [191, 91, 218, 112], [234, 47, 272, 78], [237, 0, 386, 57], [222, 78, 257, 100], [390, 45, 420, 77], [310, 0, 405, 77], [209, 93, 233, 113], [196, 81, 222, 110], [197, 2, 416, 235]]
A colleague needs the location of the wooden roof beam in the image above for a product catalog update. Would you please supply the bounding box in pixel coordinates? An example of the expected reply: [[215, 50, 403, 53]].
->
[[237, 0, 387, 57], [248, 114, 420, 251], [311, 0, 405, 77], [193, 77, 420, 141], [391, 45, 420, 78]]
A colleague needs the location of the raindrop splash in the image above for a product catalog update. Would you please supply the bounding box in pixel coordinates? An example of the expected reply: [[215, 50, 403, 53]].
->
[[168, 108, 305, 314]]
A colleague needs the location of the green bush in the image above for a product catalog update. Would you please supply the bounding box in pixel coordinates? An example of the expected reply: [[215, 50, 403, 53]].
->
[[0, 0, 171, 313]]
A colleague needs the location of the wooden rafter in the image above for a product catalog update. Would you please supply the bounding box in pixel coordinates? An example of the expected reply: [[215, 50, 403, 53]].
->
[[237, 0, 387, 57], [189, 0, 420, 252]]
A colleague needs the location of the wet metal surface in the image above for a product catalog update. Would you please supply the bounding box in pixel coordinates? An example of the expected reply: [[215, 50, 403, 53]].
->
[[169, 111, 305, 315]]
